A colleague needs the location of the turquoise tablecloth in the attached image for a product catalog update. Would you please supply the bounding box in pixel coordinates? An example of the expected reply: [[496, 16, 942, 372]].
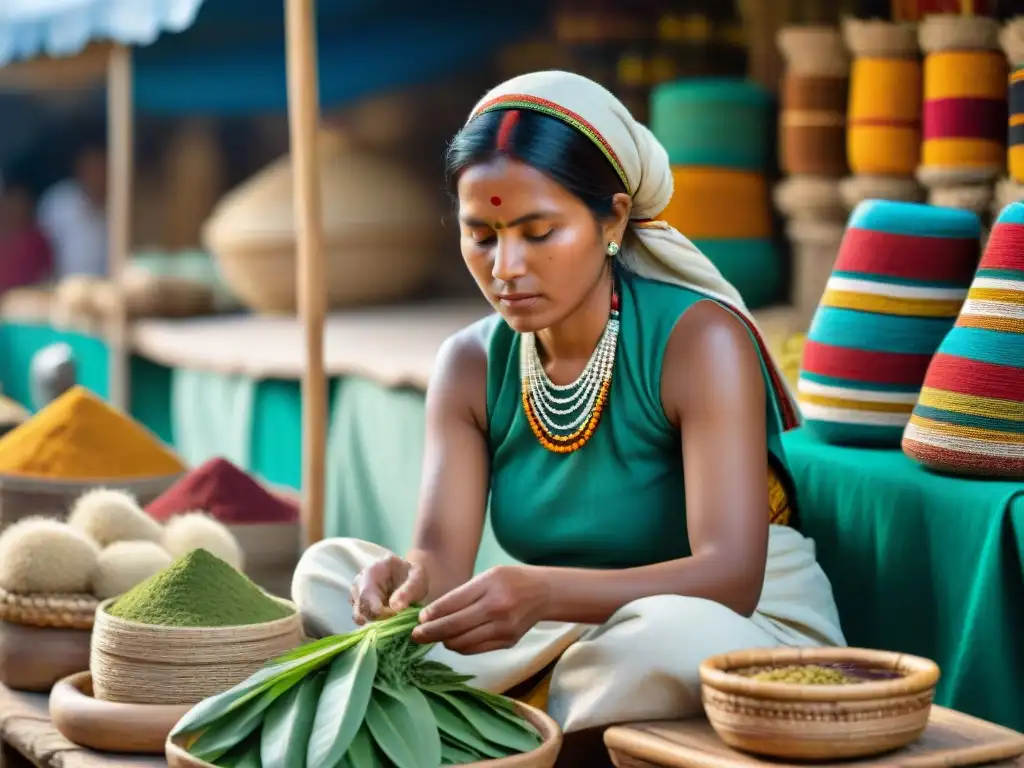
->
[[783, 428, 1024, 731]]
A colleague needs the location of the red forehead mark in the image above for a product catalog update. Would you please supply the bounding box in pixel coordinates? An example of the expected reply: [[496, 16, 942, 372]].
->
[[490, 196, 502, 207]]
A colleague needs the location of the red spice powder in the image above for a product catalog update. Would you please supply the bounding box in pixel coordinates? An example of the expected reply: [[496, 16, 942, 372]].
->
[[146, 457, 299, 524]]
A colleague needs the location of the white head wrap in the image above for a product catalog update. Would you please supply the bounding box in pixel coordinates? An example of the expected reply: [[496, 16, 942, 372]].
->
[[467, 71, 799, 423]]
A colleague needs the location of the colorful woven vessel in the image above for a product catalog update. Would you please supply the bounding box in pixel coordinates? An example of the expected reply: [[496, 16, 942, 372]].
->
[[903, 202, 1024, 477], [918, 16, 1006, 188], [660, 167, 771, 240], [780, 71, 848, 177], [1010, 66, 1024, 184], [650, 78, 773, 170], [799, 200, 981, 446]]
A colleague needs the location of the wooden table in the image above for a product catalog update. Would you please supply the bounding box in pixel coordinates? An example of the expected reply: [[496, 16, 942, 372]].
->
[[0, 685, 164, 768], [604, 707, 1024, 768]]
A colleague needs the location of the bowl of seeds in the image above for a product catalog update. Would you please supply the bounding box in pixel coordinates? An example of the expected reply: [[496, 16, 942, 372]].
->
[[699, 646, 940, 761]]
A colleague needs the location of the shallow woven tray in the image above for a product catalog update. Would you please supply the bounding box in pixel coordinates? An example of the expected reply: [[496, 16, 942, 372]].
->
[[0, 588, 98, 630]]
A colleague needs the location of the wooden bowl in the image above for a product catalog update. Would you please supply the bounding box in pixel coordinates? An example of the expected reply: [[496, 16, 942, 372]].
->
[[50, 671, 193, 754], [699, 646, 941, 761], [0, 620, 91, 691], [166, 700, 563, 767]]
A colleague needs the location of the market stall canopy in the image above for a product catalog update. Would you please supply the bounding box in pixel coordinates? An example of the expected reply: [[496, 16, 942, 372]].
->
[[0, 0, 547, 111], [0, 0, 204, 65]]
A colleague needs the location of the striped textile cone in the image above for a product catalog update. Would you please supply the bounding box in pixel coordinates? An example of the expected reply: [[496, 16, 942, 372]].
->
[[903, 201, 1024, 477], [798, 200, 981, 446]]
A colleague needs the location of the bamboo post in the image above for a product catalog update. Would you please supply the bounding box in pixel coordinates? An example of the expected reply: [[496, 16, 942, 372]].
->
[[284, 0, 328, 547], [106, 44, 132, 412]]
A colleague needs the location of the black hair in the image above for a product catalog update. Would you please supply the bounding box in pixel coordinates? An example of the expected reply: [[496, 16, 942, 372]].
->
[[444, 108, 626, 220]]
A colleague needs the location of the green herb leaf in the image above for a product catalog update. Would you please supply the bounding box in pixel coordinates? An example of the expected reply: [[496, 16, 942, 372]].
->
[[436, 690, 541, 753], [214, 732, 262, 768], [188, 691, 272, 763], [461, 687, 542, 736], [365, 687, 431, 768], [440, 737, 488, 766], [172, 633, 358, 737], [425, 692, 506, 760], [259, 670, 324, 768], [374, 681, 441, 767], [339, 725, 386, 768], [306, 633, 379, 768]]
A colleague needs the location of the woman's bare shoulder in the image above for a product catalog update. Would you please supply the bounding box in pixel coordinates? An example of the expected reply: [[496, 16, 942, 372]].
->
[[661, 299, 764, 423], [428, 316, 495, 431]]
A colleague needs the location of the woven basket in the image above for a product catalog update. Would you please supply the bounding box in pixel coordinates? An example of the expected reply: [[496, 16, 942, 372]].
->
[[90, 597, 303, 705], [0, 472, 182, 532], [0, 587, 97, 630], [209, 231, 440, 314], [700, 646, 940, 761]]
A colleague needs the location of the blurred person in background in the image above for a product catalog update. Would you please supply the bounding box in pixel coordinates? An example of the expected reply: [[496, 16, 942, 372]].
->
[[0, 180, 52, 294], [37, 135, 108, 279]]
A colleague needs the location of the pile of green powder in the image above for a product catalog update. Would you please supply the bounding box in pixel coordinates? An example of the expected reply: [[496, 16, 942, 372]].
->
[[106, 548, 293, 627]]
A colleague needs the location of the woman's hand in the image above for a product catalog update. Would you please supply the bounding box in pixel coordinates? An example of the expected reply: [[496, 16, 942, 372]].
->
[[350, 555, 429, 625], [411, 565, 549, 654]]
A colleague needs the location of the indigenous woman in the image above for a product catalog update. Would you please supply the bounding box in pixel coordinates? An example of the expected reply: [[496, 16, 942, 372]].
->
[[293, 72, 845, 736]]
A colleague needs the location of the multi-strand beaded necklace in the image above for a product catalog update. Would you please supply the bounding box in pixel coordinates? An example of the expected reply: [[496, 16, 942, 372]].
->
[[520, 282, 620, 454]]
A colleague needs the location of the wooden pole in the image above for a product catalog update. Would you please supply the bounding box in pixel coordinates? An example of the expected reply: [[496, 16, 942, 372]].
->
[[106, 44, 132, 412], [284, 0, 327, 547]]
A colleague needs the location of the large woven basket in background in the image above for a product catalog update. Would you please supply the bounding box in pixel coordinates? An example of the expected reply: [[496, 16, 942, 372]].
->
[[202, 132, 443, 314], [0, 473, 182, 532], [90, 597, 303, 706]]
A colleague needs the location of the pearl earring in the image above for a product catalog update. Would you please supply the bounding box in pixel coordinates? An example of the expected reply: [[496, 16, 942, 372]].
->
[[606, 241, 620, 257]]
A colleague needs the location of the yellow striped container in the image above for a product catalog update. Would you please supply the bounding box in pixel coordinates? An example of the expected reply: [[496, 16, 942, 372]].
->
[[918, 15, 1006, 189], [1000, 19, 1024, 184], [660, 167, 772, 240], [844, 19, 922, 177]]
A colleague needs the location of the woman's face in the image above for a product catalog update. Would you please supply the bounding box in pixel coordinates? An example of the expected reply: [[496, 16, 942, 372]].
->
[[457, 156, 629, 333]]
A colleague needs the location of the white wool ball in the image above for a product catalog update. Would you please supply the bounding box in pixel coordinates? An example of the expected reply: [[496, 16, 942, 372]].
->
[[162, 511, 244, 571], [92, 540, 174, 600], [0, 517, 99, 594], [67, 488, 164, 548]]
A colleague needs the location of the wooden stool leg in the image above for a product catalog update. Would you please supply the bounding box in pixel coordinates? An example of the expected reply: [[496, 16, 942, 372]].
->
[[1, 741, 33, 768], [557, 727, 615, 768]]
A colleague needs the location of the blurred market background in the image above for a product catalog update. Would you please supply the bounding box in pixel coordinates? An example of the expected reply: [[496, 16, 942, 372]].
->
[[0, 0, 1018, 504]]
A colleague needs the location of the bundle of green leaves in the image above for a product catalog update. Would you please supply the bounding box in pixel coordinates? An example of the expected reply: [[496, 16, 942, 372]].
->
[[170, 607, 543, 767]]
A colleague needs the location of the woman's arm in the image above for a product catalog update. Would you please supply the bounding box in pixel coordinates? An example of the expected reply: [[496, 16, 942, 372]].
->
[[531, 300, 771, 622], [405, 323, 492, 602]]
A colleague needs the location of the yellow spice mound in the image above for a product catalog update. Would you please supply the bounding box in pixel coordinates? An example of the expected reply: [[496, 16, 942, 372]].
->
[[0, 386, 185, 480]]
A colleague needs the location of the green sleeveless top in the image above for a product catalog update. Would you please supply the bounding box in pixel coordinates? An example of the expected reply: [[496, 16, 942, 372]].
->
[[481, 269, 791, 570]]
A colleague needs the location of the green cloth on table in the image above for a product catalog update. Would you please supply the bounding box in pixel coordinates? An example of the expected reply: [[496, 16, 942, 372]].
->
[[326, 375, 514, 574], [783, 427, 1024, 731], [0, 321, 174, 445]]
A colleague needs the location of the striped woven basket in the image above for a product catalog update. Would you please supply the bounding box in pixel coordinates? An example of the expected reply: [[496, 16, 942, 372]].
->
[[903, 201, 1024, 477], [799, 200, 981, 446], [0, 587, 98, 630]]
